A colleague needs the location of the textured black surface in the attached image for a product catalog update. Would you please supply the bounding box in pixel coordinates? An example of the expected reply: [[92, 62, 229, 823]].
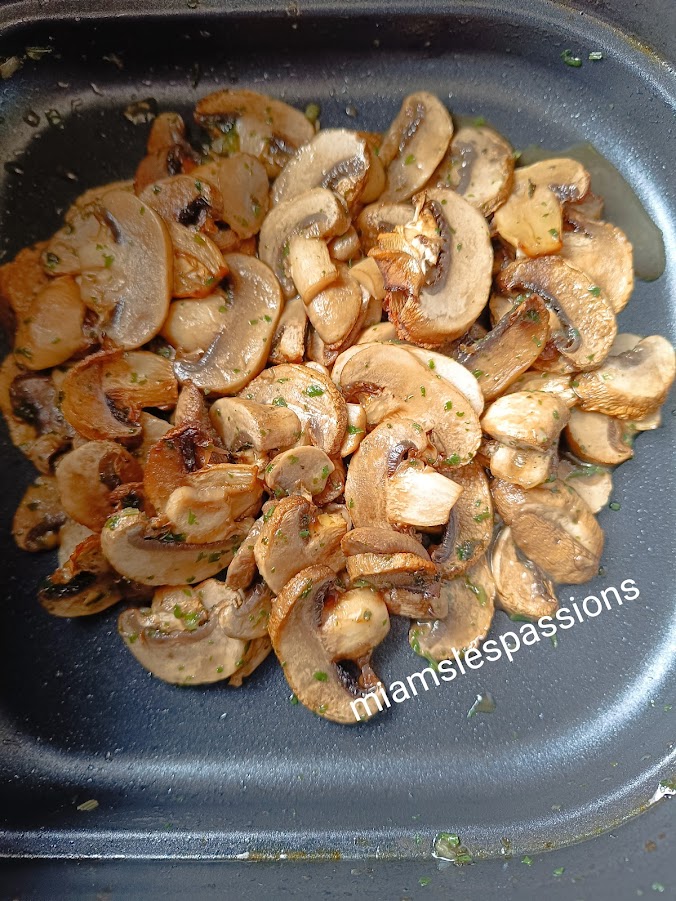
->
[[0, 0, 674, 897]]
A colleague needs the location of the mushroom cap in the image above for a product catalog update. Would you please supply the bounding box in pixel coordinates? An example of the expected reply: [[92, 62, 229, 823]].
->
[[411, 556, 496, 661], [269, 565, 382, 724], [14, 276, 86, 370], [12, 474, 65, 552], [210, 396, 301, 453], [572, 335, 676, 420], [379, 92, 454, 202], [564, 408, 635, 465], [240, 362, 347, 457], [498, 257, 617, 372], [254, 495, 346, 595], [558, 459, 613, 514], [192, 154, 270, 239], [430, 461, 493, 578], [272, 129, 371, 209], [320, 586, 390, 661], [265, 446, 335, 498], [174, 253, 283, 395], [269, 295, 308, 365], [481, 390, 570, 451], [405, 347, 484, 416], [162, 293, 232, 354], [341, 526, 431, 559], [100, 508, 252, 586], [430, 123, 515, 216], [491, 527, 559, 620], [39, 534, 128, 618], [258, 188, 351, 299], [489, 444, 556, 489], [338, 343, 482, 461]]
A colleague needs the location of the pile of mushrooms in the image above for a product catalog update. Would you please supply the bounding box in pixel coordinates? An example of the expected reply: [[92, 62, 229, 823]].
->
[[1, 89, 674, 724]]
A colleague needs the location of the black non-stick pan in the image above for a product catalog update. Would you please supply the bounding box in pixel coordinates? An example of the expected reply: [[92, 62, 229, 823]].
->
[[0, 1, 674, 898]]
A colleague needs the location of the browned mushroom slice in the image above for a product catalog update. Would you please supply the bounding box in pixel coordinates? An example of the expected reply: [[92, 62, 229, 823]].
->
[[272, 129, 372, 209], [481, 391, 570, 451], [12, 474, 65, 552], [195, 578, 273, 640], [57, 519, 95, 566], [258, 188, 351, 299], [229, 636, 273, 687], [430, 123, 515, 215], [386, 458, 462, 529], [510, 501, 604, 584], [165, 221, 228, 299], [560, 208, 634, 313], [405, 347, 485, 416], [489, 444, 556, 489], [504, 369, 578, 407], [173, 254, 282, 394], [557, 459, 613, 514], [55, 440, 143, 531], [498, 257, 616, 372], [378, 92, 453, 202], [564, 408, 635, 465], [288, 236, 338, 304], [192, 154, 270, 238], [430, 461, 493, 578], [76, 190, 173, 349], [374, 188, 493, 346], [320, 586, 390, 661], [339, 403, 367, 457], [491, 527, 558, 621], [225, 510, 267, 589], [410, 556, 496, 661], [161, 293, 231, 354], [356, 201, 413, 254], [118, 583, 248, 685], [139, 173, 223, 229], [195, 89, 315, 177], [345, 552, 442, 618], [490, 476, 592, 526], [210, 397, 301, 454], [61, 349, 177, 444], [0, 359, 74, 473], [328, 226, 361, 262], [344, 418, 431, 528], [341, 526, 431, 559], [241, 362, 347, 457], [101, 508, 252, 586], [265, 446, 335, 498], [454, 295, 551, 402], [572, 335, 675, 419], [143, 420, 214, 514], [269, 565, 383, 723], [493, 158, 590, 257], [338, 343, 481, 462], [40, 534, 130, 617], [254, 495, 346, 594], [269, 295, 308, 365], [134, 112, 199, 194], [304, 264, 363, 346], [13, 276, 86, 370], [0, 242, 50, 336]]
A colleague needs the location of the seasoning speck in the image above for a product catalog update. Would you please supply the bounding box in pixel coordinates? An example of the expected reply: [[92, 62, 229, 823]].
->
[[76, 799, 99, 812]]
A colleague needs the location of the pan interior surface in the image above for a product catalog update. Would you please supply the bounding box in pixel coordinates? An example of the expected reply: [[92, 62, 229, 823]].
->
[[0, 2, 674, 860]]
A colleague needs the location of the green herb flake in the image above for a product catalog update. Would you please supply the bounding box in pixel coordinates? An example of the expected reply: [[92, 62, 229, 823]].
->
[[588, 51, 604, 61], [472, 369, 485, 378], [346, 424, 363, 435], [521, 855, 533, 866], [103, 253, 114, 268], [313, 670, 328, 682], [305, 384, 324, 397], [444, 454, 461, 466], [404, 153, 416, 166], [553, 867, 565, 877], [589, 284, 601, 296], [444, 400, 453, 411], [561, 49, 582, 67], [299, 529, 310, 539], [187, 510, 197, 525], [418, 877, 431, 887], [272, 396, 288, 407], [609, 501, 621, 511]]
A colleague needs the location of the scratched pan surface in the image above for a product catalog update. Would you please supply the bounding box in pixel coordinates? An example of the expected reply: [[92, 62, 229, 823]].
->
[[0, 0, 674, 891]]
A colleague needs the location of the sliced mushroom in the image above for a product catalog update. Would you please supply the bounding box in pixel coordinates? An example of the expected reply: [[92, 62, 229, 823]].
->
[[241, 362, 347, 457], [491, 526, 558, 620], [254, 495, 346, 594], [320, 586, 390, 661], [356, 200, 413, 254], [572, 335, 675, 419], [161, 292, 233, 354], [269, 565, 381, 723], [57, 518, 95, 566], [481, 391, 570, 451], [560, 208, 633, 313], [13, 276, 86, 370], [489, 444, 556, 489], [265, 446, 334, 498], [454, 295, 551, 402], [564, 408, 635, 465], [345, 552, 442, 619], [341, 526, 431, 559], [0, 360, 73, 473], [430, 123, 514, 215], [328, 227, 361, 262], [101, 508, 252, 586], [225, 511, 267, 589], [386, 458, 462, 529], [0, 242, 50, 336], [210, 396, 301, 453], [229, 636, 273, 686], [55, 440, 144, 530], [288, 236, 338, 304], [165, 221, 228, 300], [429, 461, 493, 578], [173, 253, 282, 394], [338, 343, 481, 462], [349, 257, 386, 302], [304, 264, 363, 346], [272, 129, 371, 208], [12, 474, 65, 552], [340, 403, 367, 457], [344, 418, 430, 528], [510, 502, 604, 584], [493, 158, 590, 257], [134, 112, 199, 194], [405, 347, 484, 416], [197, 578, 272, 640], [61, 349, 177, 444], [39, 534, 130, 617], [77, 190, 173, 349], [259, 188, 351, 299], [498, 257, 617, 372], [558, 459, 613, 514], [504, 370, 577, 407], [410, 556, 496, 661], [139, 173, 223, 229], [143, 420, 215, 514], [378, 92, 453, 202], [269, 295, 308, 365], [118, 583, 248, 685], [195, 89, 315, 177], [192, 154, 270, 238], [371, 189, 492, 346]]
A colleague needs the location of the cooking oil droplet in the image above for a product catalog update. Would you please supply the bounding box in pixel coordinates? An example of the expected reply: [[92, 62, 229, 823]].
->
[[4, 161, 24, 176], [23, 109, 40, 127], [44, 108, 62, 127], [467, 692, 496, 718]]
